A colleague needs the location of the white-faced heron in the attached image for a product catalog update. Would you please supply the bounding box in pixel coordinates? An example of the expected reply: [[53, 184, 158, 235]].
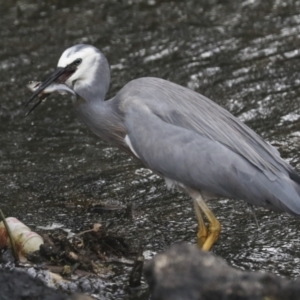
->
[[26, 44, 300, 250]]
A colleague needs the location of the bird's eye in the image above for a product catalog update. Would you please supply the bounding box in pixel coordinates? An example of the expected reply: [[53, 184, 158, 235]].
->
[[73, 58, 82, 66]]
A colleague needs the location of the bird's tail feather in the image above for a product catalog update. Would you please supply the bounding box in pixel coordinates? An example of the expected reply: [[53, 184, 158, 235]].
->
[[289, 169, 300, 186], [262, 172, 300, 216]]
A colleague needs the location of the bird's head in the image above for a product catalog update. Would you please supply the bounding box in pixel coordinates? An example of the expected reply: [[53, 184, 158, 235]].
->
[[57, 44, 102, 88], [25, 44, 110, 113]]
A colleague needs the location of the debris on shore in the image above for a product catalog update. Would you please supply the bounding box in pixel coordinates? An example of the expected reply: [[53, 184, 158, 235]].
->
[[0, 217, 138, 296]]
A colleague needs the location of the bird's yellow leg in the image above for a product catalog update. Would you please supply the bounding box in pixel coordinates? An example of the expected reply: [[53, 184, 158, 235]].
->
[[193, 199, 208, 247], [194, 194, 221, 251]]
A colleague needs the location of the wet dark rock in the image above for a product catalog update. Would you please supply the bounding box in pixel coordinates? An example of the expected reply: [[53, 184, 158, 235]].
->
[[0, 249, 15, 264], [0, 268, 93, 300], [144, 243, 300, 300]]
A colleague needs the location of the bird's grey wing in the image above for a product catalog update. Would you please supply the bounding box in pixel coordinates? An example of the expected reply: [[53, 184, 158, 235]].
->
[[120, 78, 294, 182], [123, 102, 300, 215]]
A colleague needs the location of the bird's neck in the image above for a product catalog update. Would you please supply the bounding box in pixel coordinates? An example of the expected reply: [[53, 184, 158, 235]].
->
[[74, 63, 111, 102], [74, 80, 108, 103], [74, 97, 125, 146]]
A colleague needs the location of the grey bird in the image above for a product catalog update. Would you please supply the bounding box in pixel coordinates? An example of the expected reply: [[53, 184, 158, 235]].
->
[[26, 44, 300, 250]]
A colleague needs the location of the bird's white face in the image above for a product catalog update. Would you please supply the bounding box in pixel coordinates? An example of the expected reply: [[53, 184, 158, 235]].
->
[[57, 45, 101, 88], [26, 44, 107, 113]]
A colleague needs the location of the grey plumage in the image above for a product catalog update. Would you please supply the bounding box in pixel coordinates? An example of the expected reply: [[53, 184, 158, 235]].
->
[[26, 44, 300, 249], [118, 78, 300, 214]]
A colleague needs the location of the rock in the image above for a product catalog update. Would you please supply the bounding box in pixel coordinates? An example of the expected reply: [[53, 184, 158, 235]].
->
[[144, 243, 300, 300], [0, 269, 94, 300]]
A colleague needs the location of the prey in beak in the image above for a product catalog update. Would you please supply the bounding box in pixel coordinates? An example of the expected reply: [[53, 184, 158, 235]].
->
[[25, 65, 76, 115]]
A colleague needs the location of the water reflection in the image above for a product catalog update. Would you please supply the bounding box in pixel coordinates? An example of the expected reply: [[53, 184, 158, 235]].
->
[[2, 0, 300, 298]]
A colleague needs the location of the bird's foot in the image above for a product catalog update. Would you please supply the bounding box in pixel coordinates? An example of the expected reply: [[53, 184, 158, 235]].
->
[[196, 225, 208, 248], [200, 220, 221, 251]]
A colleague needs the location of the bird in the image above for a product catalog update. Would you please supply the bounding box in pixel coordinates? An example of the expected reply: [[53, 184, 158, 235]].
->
[[26, 44, 300, 251]]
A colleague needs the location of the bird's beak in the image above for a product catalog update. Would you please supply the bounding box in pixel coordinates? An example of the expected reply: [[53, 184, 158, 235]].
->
[[25, 66, 75, 114]]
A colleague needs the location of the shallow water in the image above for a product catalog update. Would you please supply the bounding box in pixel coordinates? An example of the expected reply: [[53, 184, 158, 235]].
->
[[2, 0, 300, 298]]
